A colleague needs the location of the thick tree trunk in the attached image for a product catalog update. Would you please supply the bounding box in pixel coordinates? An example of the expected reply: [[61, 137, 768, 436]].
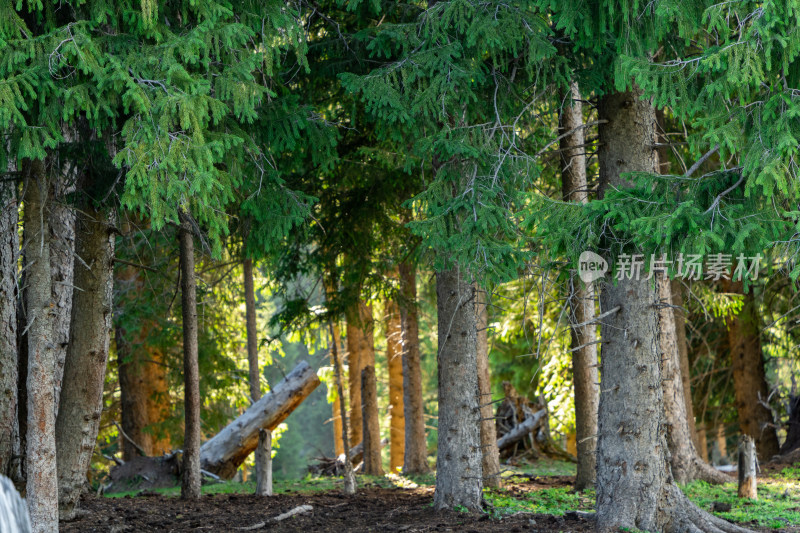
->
[[22, 161, 59, 533], [55, 205, 115, 519], [595, 90, 749, 533], [49, 173, 75, 416], [179, 214, 201, 499], [199, 360, 320, 478], [658, 276, 729, 485], [115, 260, 172, 460], [399, 262, 429, 474], [433, 267, 482, 511], [560, 80, 598, 491], [0, 179, 19, 478], [243, 259, 270, 494], [360, 366, 383, 475], [725, 281, 780, 461], [346, 301, 374, 447], [476, 291, 501, 488], [385, 297, 405, 473], [671, 279, 701, 449]]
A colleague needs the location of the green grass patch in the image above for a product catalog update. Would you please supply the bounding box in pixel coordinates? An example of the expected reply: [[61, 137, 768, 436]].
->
[[484, 487, 595, 517]]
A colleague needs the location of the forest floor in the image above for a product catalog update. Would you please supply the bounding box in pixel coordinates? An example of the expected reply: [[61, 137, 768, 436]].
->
[[63, 459, 800, 532]]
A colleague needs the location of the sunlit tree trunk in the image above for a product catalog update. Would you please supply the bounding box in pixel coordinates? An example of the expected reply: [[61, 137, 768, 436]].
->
[[559, 79, 598, 491], [399, 262, 429, 474], [345, 301, 372, 447], [385, 296, 405, 473], [433, 266, 481, 511], [179, 213, 201, 499]]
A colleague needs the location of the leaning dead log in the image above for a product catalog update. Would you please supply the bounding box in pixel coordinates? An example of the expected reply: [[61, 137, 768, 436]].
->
[[497, 411, 548, 450], [308, 438, 388, 476], [200, 361, 321, 479]]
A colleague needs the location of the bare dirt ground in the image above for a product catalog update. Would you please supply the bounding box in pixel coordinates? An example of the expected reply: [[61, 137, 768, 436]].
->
[[61, 480, 593, 532]]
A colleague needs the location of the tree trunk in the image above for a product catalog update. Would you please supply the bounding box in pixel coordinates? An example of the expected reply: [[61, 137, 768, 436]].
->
[[179, 214, 201, 500], [476, 291, 501, 489], [55, 205, 115, 519], [658, 276, 729, 485], [199, 360, 320, 478], [696, 423, 709, 462], [243, 259, 270, 494], [115, 260, 172, 460], [737, 436, 757, 499], [346, 301, 374, 447], [329, 327, 356, 494], [385, 297, 405, 473], [725, 281, 780, 461], [433, 267, 482, 511], [360, 366, 383, 475], [779, 395, 800, 456], [671, 279, 701, 449], [49, 173, 75, 417], [595, 89, 749, 533], [399, 262, 429, 474], [560, 79, 598, 491], [0, 178, 19, 478], [330, 323, 345, 457], [22, 160, 59, 533]]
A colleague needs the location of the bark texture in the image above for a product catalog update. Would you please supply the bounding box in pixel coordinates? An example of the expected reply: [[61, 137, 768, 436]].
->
[[560, 80, 598, 491], [243, 259, 269, 494], [399, 262, 429, 474], [0, 179, 19, 478], [329, 323, 345, 457], [671, 279, 701, 450], [595, 90, 749, 533], [725, 281, 780, 461], [199, 360, 320, 478], [48, 173, 75, 416], [385, 298, 405, 472], [658, 276, 729, 485], [329, 329, 356, 494], [55, 205, 115, 518], [22, 162, 59, 533], [737, 436, 757, 499], [433, 267, 482, 511], [476, 292, 501, 488], [179, 215, 201, 500], [346, 301, 374, 447], [360, 366, 383, 475]]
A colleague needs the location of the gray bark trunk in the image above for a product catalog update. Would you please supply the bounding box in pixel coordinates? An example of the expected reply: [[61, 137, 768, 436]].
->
[[360, 366, 383, 475], [179, 214, 201, 499], [433, 267, 481, 511], [55, 205, 115, 519], [559, 80, 598, 491], [48, 173, 75, 414], [737, 436, 757, 499], [199, 360, 320, 478], [476, 291, 501, 488], [22, 161, 59, 533], [658, 276, 730, 485], [399, 262, 429, 474], [671, 280, 699, 448], [595, 89, 750, 533], [0, 179, 19, 478], [243, 259, 269, 494]]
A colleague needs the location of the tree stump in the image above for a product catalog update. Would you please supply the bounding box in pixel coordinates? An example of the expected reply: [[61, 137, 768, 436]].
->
[[738, 436, 757, 499]]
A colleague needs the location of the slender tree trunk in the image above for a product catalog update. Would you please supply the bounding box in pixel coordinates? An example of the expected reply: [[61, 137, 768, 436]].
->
[[330, 324, 356, 494], [595, 89, 750, 533], [476, 290, 501, 489], [345, 301, 371, 447], [671, 280, 701, 448], [361, 366, 383, 475], [22, 160, 59, 533], [399, 262, 429, 474], [559, 80, 598, 491], [697, 422, 709, 462], [0, 178, 19, 478], [243, 259, 270, 494], [56, 205, 115, 518], [179, 213, 201, 499], [330, 323, 345, 457], [49, 173, 75, 415], [385, 297, 405, 473], [433, 267, 482, 511], [658, 276, 730, 484], [725, 281, 780, 461]]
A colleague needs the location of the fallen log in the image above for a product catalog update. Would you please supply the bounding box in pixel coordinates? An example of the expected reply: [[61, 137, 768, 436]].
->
[[308, 438, 388, 476], [200, 360, 320, 479], [497, 411, 548, 450]]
